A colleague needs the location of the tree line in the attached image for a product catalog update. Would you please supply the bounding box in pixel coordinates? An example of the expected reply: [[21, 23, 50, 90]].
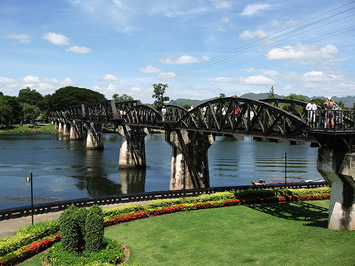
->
[[0, 86, 106, 127], [0, 83, 167, 128]]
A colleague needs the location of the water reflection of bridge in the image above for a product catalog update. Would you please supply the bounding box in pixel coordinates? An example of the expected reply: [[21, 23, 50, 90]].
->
[[48, 97, 355, 230]]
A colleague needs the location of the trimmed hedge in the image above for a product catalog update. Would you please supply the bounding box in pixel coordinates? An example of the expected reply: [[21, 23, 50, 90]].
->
[[43, 238, 124, 265], [85, 206, 104, 252], [59, 205, 80, 253], [0, 220, 59, 257]]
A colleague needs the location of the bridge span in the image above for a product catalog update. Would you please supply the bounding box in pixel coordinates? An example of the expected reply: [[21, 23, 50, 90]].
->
[[48, 97, 355, 230]]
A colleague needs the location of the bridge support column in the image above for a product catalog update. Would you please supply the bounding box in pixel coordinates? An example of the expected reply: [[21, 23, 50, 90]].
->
[[117, 125, 148, 168], [63, 123, 70, 136], [85, 122, 104, 150], [317, 147, 355, 230], [58, 121, 63, 133], [166, 129, 215, 190], [69, 120, 83, 140]]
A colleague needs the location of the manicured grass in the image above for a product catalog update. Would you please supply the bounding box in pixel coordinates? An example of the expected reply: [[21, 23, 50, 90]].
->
[[21, 200, 355, 265], [0, 124, 56, 134], [105, 200, 354, 266]]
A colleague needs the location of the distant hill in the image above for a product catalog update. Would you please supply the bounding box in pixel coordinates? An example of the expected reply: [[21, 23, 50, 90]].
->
[[168, 93, 355, 108]]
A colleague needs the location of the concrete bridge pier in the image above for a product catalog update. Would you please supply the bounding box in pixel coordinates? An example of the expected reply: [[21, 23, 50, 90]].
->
[[53, 121, 59, 130], [57, 121, 63, 133], [166, 129, 215, 190], [317, 147, 355, 230], [117, 125, 148, 168], [84, 122, 104, 150], [62, 122, 70, 136], [69, 120, 83, 140]]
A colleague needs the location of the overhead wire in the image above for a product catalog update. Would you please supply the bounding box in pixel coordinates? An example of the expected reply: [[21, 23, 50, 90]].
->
[[170, 1, 355, 83]]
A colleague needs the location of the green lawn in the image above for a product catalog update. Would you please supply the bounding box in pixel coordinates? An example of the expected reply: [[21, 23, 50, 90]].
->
[[22, 200, 355, 265], [0, 124, 56, 134]]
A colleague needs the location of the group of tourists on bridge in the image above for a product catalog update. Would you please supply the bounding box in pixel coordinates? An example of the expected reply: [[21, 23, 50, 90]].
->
[[306, 97, 343, 129]]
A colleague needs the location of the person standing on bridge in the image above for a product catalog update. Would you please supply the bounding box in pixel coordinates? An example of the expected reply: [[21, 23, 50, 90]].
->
[[324, 97, 335, 128], [161, 105, 167, 121], [306, 98, 317, 128]]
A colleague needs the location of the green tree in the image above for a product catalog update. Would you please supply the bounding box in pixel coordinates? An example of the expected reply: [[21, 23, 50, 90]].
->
[[219, 93, 226, 98], [183, 104, 191, 110], [337, 100, 345, 109], [152, 83, 170, 110], [18, 87, 45, 108], [112, 93, 134, 102], [48, 86, 106, 111], [22, 103, 41, 123], [285, 93, 309, 102], [3, 96, 22, 124], [0, 96, 13, 127], [268, 86, 275, 99]]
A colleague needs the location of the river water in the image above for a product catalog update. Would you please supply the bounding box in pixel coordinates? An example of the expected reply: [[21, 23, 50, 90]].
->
[[0, 133, 322, 209]]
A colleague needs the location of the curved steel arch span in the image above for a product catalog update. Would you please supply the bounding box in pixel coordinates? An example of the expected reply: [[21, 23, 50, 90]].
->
[[174, 97, 308, 140]]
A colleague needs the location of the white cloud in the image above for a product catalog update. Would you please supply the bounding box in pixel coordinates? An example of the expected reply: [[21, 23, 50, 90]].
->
[[0, 77, 17, 84], [158, 72, 176, 80], [221, 16, 230, 23], [23, 75, 40, 83], [211, 0, 232, 9], [3, 33, 31, 44], [303, 71, 337, 81], [140, 65, 161, 73], [215, 77, 239, 83], [242, 75, 274, 85], [42, 32, 70, 45], [263, 70, 280, 77], [61, 78, 74, 86], [103, 74, 118, 81], [241, 3, 271, 16], [66, 45, 91, 54], [0, 75, 75, 95], [239, 30, 267, 40], [131, 87, 141, 92], [215, 75, 274, 85], [267, 43, 338, 64], [245, 68, 258, 72], [160, 54, 210, 64]]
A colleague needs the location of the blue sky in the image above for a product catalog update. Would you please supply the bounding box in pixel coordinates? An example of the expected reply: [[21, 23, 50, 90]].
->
[[1, 0, 354, 103]]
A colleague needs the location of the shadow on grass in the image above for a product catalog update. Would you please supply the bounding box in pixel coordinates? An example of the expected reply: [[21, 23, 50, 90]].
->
[[247, 202, 329, 228]]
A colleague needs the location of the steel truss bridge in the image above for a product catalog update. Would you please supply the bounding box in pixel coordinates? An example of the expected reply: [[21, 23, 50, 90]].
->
[[49, 97, 355, 151]]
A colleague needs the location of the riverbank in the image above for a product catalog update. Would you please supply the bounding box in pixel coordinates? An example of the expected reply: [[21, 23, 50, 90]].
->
[[0, 124, 57, 135]]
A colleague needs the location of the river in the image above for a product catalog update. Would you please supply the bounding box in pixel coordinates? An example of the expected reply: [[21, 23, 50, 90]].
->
[[0, 133, 322, 209]]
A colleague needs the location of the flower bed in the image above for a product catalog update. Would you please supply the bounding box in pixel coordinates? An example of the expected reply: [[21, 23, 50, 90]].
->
[[0, 191, 331, 265], [0, 234, 60, 265]]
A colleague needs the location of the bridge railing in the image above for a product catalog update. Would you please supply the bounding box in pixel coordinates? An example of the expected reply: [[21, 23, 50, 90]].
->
[[306, 109, 355, 132], [0, 182, 327, 221]]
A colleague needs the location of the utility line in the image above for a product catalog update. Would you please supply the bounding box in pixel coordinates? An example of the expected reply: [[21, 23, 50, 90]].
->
[[171, 2, 355, 81]]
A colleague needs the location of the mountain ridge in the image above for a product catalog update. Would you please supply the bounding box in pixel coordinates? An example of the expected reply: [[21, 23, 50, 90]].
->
[[168, 93, 355, 108]]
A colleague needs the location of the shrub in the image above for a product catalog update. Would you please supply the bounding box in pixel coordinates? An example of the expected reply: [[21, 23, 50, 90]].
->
[[85, 205, 104, 252], [59, 205, 80, 253], [43, 238, 124, 265], [103, 203, 146, 219], [76, 207, 87, 249], [0, 220, 59, 257]]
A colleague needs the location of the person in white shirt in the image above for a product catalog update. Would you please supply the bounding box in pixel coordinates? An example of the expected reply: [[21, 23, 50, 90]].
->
[[161, 106, 167, 121], [306, 99, 317, 128]]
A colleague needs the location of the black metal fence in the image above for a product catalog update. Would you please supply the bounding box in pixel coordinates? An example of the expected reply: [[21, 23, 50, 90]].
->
[[0, 182, 328, 221], [306, 109, 355, 132]]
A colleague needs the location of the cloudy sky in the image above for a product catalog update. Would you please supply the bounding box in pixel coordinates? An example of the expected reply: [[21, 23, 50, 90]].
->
[[1, 0, 354, 103]]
